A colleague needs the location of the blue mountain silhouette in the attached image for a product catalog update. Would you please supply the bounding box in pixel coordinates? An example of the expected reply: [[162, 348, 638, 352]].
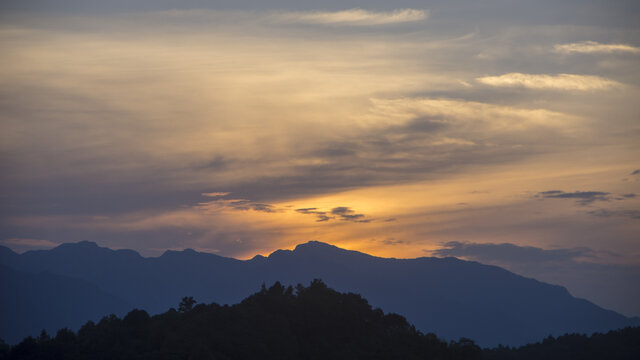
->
[[1, 241, 637, 346]]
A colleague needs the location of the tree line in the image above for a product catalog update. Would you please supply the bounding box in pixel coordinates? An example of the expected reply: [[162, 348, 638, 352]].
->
[[1, 280, 638, 359]]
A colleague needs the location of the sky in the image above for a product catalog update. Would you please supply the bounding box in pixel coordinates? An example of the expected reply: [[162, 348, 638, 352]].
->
[[1, 1, 639, 316]]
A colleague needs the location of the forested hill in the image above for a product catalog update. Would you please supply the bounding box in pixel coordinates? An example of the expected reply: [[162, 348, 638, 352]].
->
[[484, 327, 640, 360], [2, 281, 639, 360], [1, 280, 483, 360]]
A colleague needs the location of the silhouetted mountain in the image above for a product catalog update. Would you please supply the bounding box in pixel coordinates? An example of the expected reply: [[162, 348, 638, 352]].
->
[[0, 264, 131, 344], [1, 241, 638, 346], [1, 281, 484, 360], [484, 326, 640, 360]]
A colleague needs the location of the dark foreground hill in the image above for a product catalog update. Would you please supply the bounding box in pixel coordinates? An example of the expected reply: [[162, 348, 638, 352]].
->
[[0, 281, 484, 360], [1, 241, 638, 346], [2, 281, 639, 360], [484, 326, 640, 360]]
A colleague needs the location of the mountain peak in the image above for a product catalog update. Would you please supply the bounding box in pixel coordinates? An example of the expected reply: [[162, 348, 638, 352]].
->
[[266, 241, 345, 260], [0, 245, 18, 256], [289, 241, 374, 260], [293, 241, 339, 252], [53, 240, 100, 251], [47, 241, 142, 260]]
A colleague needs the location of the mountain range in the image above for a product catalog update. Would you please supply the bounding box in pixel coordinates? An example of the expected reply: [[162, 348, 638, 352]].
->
[[1, 241, 637, 346]]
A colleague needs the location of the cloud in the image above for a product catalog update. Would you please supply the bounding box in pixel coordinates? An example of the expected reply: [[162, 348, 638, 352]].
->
[[0, 238, 59, 252], [431, 241, 595, 263], [295, 208, 331, 222], [197, 195, 279, 213], [554, 41, 640, 54], [273, 8, 427, 26], [201, 192, 231, 197], [368, 97, 579, 131], [587, 209, 640, 220], [631, 169, 640, 175], [476, 73, 621, 90], [615, 193, 637, 200], [331, 207, 370, 223], [295, 206, 371, 223], [536, 190, 610, 205], [228, 201, 277, 213], [381, 237, 404, 245]]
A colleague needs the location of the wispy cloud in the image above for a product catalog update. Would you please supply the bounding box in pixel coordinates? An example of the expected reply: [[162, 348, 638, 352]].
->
[[273, 8, 427, 26], [535, 190, 610, 205], [476, 73, 621, 90], [587, 209, 640, 220], [197, 194, 279, 213], [369, 97, 578, 130], [431, 241, 595, 263], [331, 207, 371, 223], [0, 238, 59, 251], [295, 208, 331, 222], [295, 206, 371, 223], [202, 192, 231, 198], [554, 41, 640, 54]]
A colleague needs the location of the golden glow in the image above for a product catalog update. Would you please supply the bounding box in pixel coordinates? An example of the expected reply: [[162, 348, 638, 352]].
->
[[1, 10, 639, 264]]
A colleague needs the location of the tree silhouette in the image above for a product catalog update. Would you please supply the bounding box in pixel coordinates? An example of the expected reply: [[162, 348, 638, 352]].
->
[[178, 296, 196, 313], [2, 282, 639, 360]]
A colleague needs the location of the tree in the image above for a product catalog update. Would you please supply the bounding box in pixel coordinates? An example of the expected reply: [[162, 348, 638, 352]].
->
[[178, 296, 196, 313]]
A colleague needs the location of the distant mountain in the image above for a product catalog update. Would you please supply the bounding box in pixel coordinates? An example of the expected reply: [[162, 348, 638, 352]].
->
[[1, 241, 638, 346], [0, 264, 131, 344]]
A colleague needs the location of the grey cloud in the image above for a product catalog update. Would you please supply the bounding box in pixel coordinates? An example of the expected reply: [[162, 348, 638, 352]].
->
[[295, 208, 331, 222], [331, 207, 371, 223], [587, 209, 640, 220], [295, 206, 371, 223], [614, 193, 637, 200], [432, 241, 595, 264], [396, 116, 447, 133], [198, 195, 279, 213], [194, 156, 227, 170], [2, 0, 638, 28], [224, 112, 544, 203], [314, 145, 357, 158], [381, 237, 404, 245], [227, 200, 277, 213], [536, 190, 610, 205], [631, 169, 640, 175]]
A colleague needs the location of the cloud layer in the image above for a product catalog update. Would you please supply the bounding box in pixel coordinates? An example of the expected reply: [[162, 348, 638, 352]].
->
[[476, 73, 621, 90], [536, 190, 610, 205], [273, 8, 427, 26], [554, 41, 640, 54]]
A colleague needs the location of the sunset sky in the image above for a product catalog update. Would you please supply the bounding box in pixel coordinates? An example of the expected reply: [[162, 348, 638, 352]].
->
[[1, 1, 639, 316]]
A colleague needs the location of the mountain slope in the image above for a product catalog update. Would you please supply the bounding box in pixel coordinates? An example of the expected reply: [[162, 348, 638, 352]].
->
[[0, 264, 131, 344], [1, 241, 637, 346]]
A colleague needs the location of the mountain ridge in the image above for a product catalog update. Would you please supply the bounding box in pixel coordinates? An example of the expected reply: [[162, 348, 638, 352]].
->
[[1, 241, 638, 346]]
